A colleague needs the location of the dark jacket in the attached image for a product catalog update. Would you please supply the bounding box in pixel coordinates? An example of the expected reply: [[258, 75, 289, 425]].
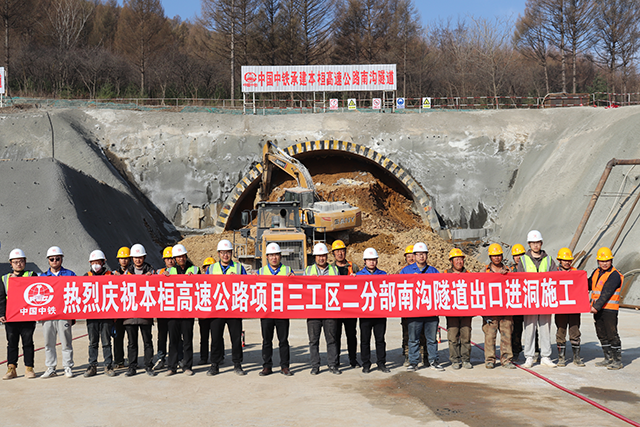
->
[[124, 262, 155, 326]]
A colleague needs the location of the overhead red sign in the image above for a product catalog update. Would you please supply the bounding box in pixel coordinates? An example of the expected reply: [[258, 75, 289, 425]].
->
[[5, 271, 589, 321]]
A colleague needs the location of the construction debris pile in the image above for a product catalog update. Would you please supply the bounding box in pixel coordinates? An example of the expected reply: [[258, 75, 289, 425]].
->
[[181, 171, 484, 273]]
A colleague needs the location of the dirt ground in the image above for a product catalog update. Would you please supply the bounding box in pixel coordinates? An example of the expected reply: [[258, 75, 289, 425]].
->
[[181, 170, 485, 274]]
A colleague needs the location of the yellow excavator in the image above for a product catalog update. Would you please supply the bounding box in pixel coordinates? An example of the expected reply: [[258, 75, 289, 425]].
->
[[236, 141, 361, 274], [258, 141, 362, 234]]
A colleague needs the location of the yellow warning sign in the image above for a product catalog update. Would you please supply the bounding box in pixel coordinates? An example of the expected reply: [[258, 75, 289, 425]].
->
[[348, 98, 357, 110], [422, 97, 431, 109]]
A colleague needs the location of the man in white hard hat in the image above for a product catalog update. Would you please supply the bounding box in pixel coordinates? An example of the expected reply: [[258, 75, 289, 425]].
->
[[400, 242, 444, 372], [305, 242, 341, 375], [206, 239, 247, 376], [1, 249, 37, 380], [123, 244, 156, 377], [257, 242, 294, 376], [164, 244, 199, 376], [517, 230, 557, 368], [356, 248, 390, 374], [83, 250, 116, 378], [40, 246, 76, 378]]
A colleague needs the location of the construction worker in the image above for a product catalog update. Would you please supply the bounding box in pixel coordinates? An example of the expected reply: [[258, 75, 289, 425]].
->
[[446, 248, 473, 370], [206, 239, 246, 376], [83, 250, 116, 378], [154, 246, 175, 370], [511, 243, 526, 361], [555, 248, 584, 367], [517, 230, 557, 368], [483, 243, 516, 369], [257, 242, 294, 376], [356, 248, 390, 374], [112, 246, 133, 369], [1, 249, 37, 380], [401, 242, 444, 372], [331, 240, 361, 368], [305, 242, 340, 375], [164, 244, 199, 376], [40, 246, 76, 378], [198, 256, 216, 365], [589, 247, 623, 370], [123, 244, 156, 377], [400, 244, 425, 365]]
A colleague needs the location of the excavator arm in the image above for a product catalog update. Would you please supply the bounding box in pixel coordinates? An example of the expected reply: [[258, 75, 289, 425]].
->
[[259, 141, 318, 201]]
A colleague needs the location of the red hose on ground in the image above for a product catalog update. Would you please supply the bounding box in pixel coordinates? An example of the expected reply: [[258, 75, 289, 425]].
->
[[0, 333, 88, 365], [439, 326, 640, 427]]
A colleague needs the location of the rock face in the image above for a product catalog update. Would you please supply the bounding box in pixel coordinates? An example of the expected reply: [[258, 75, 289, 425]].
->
[[2, 106, 640, 304]]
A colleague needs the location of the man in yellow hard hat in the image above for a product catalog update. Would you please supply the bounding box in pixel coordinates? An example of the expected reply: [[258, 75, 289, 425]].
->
[[446, 248, 473, 369], [331, 240, 361, 368], [589, 247, 623, 370], [517, 231, 557, 368], [197, 256, 215, 366], [483, 243, 515, 369], [555, 248, 584, 367], [399, 244, 425, 366], [154, 247, 175, 370], [112, 246, 132, 369], [511, 243, 526, 361], [404, 245, 415, 266]]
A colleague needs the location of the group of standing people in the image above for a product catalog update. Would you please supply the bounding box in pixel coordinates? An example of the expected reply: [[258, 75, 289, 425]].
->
[[1, 229, 625, 380]]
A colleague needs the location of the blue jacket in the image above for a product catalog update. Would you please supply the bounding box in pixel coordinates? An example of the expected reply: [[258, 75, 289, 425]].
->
[[40, 267, 76, 277], [356, 268, 387, 275], [400, 263, 439, 274]]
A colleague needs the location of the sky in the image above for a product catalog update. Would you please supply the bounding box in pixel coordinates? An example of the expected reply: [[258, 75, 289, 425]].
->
[[154, 0, 528, 24]]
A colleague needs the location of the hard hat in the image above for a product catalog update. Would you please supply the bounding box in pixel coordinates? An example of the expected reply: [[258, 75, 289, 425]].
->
[[313, 243, 329, 256], [217, 239, 233, 252], [331, 240, 346, 251], [172, 244, 188, 257], [130, 244, 146, 257], [511, 244, 526, 256], [448, 248, 465, 259], [163, 246, 173, 258], [117, 247, 131, 258], [9, 248, 26, 260], [413, 242, 428, 253], [265, 242, 281, 255], [363, 247, 379, 260], [596, 247, 613, 261], [556, 247, 574, 261], [89, 250, 106, 262], [46, 246, 64, 257], [405, 245, 414, 255], [488, 243, 504, 256], [203, 257, 215, 266], [527, 230, 543, 243]]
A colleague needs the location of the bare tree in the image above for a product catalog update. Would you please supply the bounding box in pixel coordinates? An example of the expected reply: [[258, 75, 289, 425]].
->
[[253, 0, 280, 64], [388, 0, 421, 97], [0, 0, 38, 95], [540, 0, 568, 92], [297, 0, 332, 64], [115, 0, 170, 96], [566, 0, 595, 92], [515, 0, 552, 93]]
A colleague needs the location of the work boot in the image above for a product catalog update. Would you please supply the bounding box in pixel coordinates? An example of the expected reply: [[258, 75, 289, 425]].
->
[[3, 364, 17, 380], [557, 344, 566, 367], [572, 345, 585, 367], [25, 366, 36, 379], [595, 345, 612, 367], [607, 347, 623, 370]]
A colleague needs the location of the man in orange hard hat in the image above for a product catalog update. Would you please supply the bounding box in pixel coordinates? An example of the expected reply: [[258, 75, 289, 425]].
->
[[331, 240, 361, 368], [589, 247, 623, 370], [554, 248, 584, 367], [483, 244, 515, 369], [446, 248, 473, 369]]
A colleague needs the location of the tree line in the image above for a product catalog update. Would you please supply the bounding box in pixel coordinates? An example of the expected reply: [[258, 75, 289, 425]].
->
[[1, 0, 638, 101]]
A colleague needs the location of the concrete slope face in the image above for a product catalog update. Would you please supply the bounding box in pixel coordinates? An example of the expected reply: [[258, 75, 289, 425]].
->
[[83, 108, 543, 231], [495, 106, 640, 305]]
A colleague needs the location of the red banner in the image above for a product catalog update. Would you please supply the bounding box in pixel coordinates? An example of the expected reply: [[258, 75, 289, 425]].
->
[[5, 271, 589, 321]]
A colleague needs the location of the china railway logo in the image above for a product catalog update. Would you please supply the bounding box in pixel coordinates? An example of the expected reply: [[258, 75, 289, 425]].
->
[[23, 282, 55, 307]]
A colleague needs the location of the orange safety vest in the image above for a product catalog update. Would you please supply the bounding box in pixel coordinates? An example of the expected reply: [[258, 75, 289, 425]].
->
[[590, 267, 622, 311]]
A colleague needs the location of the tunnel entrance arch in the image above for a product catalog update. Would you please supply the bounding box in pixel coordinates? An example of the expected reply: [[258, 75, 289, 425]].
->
[[215, 140, 440, 232]]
